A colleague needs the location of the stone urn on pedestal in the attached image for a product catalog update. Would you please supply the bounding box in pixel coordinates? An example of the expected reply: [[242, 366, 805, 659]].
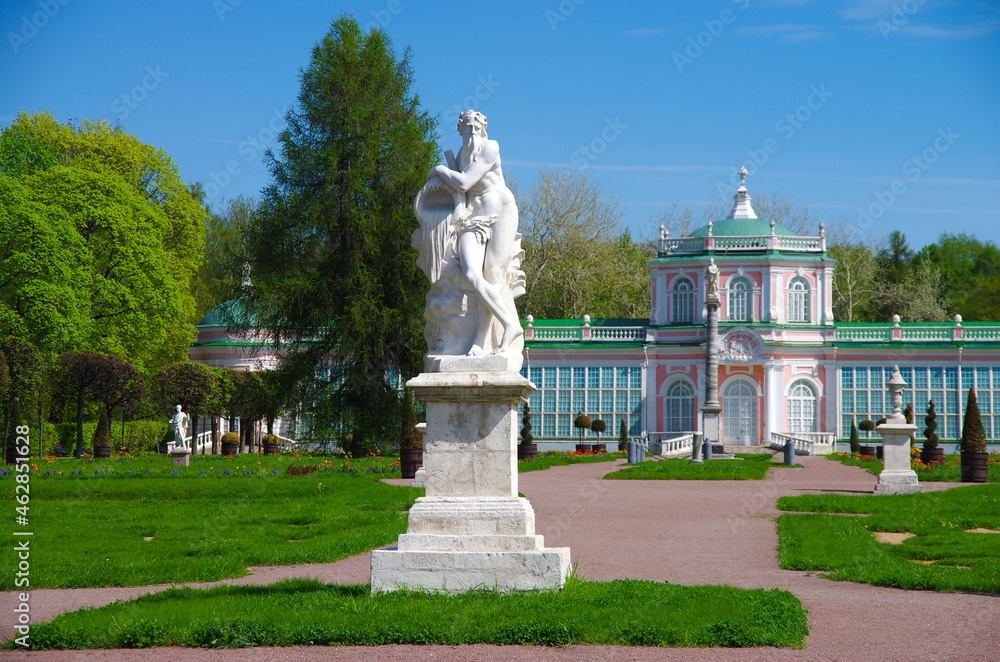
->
[[874, 366, 921, 495]]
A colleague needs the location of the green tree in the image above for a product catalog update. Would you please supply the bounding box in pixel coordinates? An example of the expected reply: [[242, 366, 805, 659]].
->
[[520, 403, 533, 445], [229, 370, 264, 453], [240, 17, 437, 451], [923, 400, 939, 451], [591, 418, 606, 444], [828, 239, 877, 323], [399, 388, 420, 450], [206, 367, 236, 454], [1, 337, 42, 457], [0, 111, 207, 375], [91, 403, 111, 450], [618, 418, 628, 451], [849, 419, 860, 454], [574, 413, 592, 444], [192, 194, 256, 322], [960, 387, 986, 454]]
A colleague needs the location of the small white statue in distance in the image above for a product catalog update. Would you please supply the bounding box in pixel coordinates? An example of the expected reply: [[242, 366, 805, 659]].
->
[[169, 404, 190, 449], [412, 110, 525, 371]]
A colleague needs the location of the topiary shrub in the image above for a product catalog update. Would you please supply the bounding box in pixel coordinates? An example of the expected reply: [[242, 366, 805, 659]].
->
[[220, 431, 239, 446], [92, 404, 111, 449], [573, 413, 592, 443], [858, 419, 875, 439], [618, 418, 628, 451], [923, 400, 939, 451], [591, 418, 606, 443], [261, 433, 279, 446], [849, 419, 860, 454], [520, 403, 533, 445], [399, 388, 421, 450], [961, 387, 987, 454]]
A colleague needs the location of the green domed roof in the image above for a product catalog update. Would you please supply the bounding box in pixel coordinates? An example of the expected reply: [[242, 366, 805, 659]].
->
[[689, 218, 795, 238], [197, 300, 255, 327]]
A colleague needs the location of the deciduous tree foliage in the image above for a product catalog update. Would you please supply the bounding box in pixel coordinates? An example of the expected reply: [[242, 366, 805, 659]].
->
[[192, 194, 256, 322], [240, 17, 437, 451], [517, 168, 650, 320], [0, 111, 206, 374], [0, 336, 42, 455]]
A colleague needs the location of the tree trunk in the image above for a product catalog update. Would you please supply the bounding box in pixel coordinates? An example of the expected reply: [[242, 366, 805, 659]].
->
[[211, 417, 219, 454], [191, 411, 200, 454], [38, 400, 43, 458], [75, 393, 86, 458]]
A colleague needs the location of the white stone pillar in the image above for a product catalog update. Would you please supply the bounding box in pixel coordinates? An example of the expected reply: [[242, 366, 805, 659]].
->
[[371, 371, 570, 594], [763, 362, 781, 445]]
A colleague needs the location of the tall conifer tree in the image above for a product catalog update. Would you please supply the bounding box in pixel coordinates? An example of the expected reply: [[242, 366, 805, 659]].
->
[[242, 17, 437, 453]]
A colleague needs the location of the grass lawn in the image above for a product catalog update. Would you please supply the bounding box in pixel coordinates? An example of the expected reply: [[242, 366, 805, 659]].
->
[[7, 577, 809, 650], [517, 450, 624, 473], [827, 451, 1000, 482], [776, 484, 1000, 594], [0, 453, 421, 589], [605, 453, 797, 480]]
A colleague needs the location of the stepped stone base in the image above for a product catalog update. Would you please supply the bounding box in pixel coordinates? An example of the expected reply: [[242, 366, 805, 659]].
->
[[874, 471, 922, 495]]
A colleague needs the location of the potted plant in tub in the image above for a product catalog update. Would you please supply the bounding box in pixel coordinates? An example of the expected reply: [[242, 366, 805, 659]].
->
[[960, 387, 988, 483], [574, 412, 592, 453], [591, 418, 607, 454], [220, 431, 239, 456], [399, 388, 422, 479], [518, 402, 537, 461], [262, 433, 281, 455], [921, 400, 943, 464], [857, 419, 874, 455]]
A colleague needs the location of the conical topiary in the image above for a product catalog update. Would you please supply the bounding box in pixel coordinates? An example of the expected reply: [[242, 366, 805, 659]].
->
[[618, 418, 628, 452], [92, 404, 111, 449], [923, 400, 939, 451], [961, 387, 987, 454], [399, 388, 420, 450], [849, 419, 860, 454], [520, 403, 533, 445]]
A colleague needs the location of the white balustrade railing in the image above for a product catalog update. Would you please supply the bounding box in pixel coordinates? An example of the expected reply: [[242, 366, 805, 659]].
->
[[660, 234, 824, 254], [770, 432, 814, 455], [962, 327, 1000, 341], [647, 431, 700, 457], [900, 327, 950, 341], [531, 327, 582, 341], [591, 327, 646, 342], [836, 327, 890, 342], [768, 431, 835, 455]]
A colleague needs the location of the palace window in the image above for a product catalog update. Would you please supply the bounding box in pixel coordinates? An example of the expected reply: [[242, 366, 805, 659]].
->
[[663, 380, 695, 432], [787, 381, 817, 433], [728, 276, 752, 322], [672, 277, 694, 323], [520, 365, 644, 438], [787, 276, 810, 323], [839, 365, 998, 440]]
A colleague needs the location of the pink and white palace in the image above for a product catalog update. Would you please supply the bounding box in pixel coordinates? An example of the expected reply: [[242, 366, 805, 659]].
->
[[190, 175, 1000, 454]]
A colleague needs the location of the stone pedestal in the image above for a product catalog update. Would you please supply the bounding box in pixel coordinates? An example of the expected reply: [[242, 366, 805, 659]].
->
[[371, 371, 570, 594], [170, 448, 191, 466], [874, 422, 921, 495]]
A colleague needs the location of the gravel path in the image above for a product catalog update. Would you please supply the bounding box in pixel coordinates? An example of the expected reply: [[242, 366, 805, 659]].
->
[[3, 455, 998, 661]]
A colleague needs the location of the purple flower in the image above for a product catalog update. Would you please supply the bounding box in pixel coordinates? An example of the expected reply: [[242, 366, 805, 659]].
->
[[272, 470, 278, 475], [126, 471, 131, 475], [224, 468, 229, 475]]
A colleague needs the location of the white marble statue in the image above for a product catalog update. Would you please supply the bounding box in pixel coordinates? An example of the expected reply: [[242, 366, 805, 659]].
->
[[413, 110, 525, 372], [169, 404, 190, 449]]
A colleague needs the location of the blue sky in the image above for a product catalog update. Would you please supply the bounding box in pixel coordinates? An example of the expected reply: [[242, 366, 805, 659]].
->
[[2, 0, 998, 249]]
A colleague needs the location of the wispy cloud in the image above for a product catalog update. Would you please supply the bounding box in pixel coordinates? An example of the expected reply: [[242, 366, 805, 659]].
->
[[739, 23, 832, 41], [841, 0, 1000, 40], [624, 28, 663, 37]]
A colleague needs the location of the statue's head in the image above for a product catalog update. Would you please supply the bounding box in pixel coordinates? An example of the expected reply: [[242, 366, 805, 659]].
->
[[176, 404, 183, 413], [457, 110, 487, 139]]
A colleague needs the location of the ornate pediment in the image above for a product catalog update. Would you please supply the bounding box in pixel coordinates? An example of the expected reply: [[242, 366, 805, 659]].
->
[[718, 328, 770, 363]]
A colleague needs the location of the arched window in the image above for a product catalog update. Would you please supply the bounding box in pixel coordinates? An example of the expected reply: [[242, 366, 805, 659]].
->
[[728, 276, 752, 322], [672, 277, 694, 323], [723, 379, 758, 444], [787, 381, 818, 433], [664, 380, 694, 432], [787, 276, 810, 323]]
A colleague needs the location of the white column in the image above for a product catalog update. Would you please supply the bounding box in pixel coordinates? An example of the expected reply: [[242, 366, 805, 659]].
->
[[763, 362, 782, 444]]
